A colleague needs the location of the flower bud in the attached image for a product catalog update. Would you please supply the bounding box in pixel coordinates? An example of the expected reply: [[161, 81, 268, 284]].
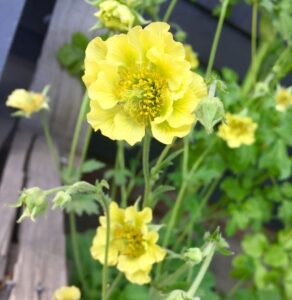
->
[[96, 0, 135, 32], [183, 247, 203, 265], [52, 191, 72, 209], [14, 187, 48, 222], [164, 290, 200, 300], [195, 96, 225, 134]]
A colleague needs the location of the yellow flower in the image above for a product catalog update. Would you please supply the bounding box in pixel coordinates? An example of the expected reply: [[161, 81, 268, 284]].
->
[[184, 44, 199, 69], [6, 89, 48, 117], [96, 0, 135, 32], [53, 286, 81, 300], [91, 202, 166, 285], [275, 87, 292, 112], [218, 113, 257, 148], [83, 22, 207, 145]]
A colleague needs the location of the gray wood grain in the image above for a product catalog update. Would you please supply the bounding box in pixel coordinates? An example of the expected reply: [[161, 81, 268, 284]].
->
[[8, 136, 67, 300], [0, 125, 34, 281], [30, 0, 96, 154]]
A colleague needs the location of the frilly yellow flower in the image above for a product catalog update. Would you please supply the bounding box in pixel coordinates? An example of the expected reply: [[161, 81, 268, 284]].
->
[[91, 202, 166, 285], [6, 89, 48, 117], [53, 286, 81, 300], [275, 86, 292, 112], [184, 44, 199, 69], [218, 113, 257, 148], [96, 0, 135, 32], [83, 22, 207, 145]]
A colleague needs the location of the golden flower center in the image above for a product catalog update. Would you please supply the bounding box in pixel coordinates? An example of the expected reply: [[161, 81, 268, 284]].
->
[[118, 67, 167, 124], [113, 224, 145, 257], [277, 91, 292, 106], [229, 120, 250, 135]]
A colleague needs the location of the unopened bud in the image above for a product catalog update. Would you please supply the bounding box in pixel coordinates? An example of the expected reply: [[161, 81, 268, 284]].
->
[[52, 191, 71, 209], [183, 247, 203, 265]]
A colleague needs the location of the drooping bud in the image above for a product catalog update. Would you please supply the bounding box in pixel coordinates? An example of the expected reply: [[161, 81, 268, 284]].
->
[[183, 247, 203, 265], [52, 191, 72, 209]]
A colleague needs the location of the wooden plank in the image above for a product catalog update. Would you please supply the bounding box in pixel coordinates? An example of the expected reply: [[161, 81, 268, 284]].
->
[[29, 0, 96, 153], [0, 0, 26, 80], [0, 117, 14, 156], [9, 136, 67, 300], [0, 125, 34, 281]]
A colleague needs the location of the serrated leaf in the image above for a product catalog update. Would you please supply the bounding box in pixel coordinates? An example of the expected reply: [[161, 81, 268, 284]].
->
[[67, 181, 96, 195], [81, 159, 105, 174], [64, 193, 99, 216]]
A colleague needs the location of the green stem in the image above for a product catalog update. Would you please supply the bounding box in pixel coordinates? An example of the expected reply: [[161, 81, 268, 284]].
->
[[66, 93, 89, 180], [69, 211, 89, 292], [40, 111, 59, 172], [106, 273, 123, 300], [101, 201, 111, 300], [77, 126, 92, 180], [206, 0, 230, 78], [151, 142, 173, 179], [182, 136, 189, 178], [251, 0, 258, 81], [163, 0, 178, 22], [159, 263, 189, 286], [187, 243, 216, 297], [142, 133, 151, 208], [118, 141, 127, 208]]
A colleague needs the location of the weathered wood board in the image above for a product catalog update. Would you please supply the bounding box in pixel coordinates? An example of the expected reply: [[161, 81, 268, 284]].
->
[[8, 136, 66, 300], [30, 0, 96, 153], [0, 124, 34, 282]]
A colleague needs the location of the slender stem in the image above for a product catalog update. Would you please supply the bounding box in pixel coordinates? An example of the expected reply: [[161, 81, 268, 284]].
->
[[187, 243, 216, 297], [159, 263, 189, 286], [206, 0, 230, 78], [77, 126, 92, 180], [142, 133, 151, 208], [40, 111, 59, 172], [182, 136, 189, 178], [101, 201, 110, 300], [66, 93, 90, 180], [151, 142, 173, 178], [69, 211, 89, 292], [251, 0, 258, 76], [106, 273, 123, 300], [118, 141, 127, 207], [163, 0, 178, 22]]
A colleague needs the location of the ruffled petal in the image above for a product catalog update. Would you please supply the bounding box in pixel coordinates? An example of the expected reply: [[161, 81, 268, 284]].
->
[[151, 121, 192, 144]]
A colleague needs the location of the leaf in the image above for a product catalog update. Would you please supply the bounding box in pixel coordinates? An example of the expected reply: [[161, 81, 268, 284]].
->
[[221, 177, 246, 201], [67, 181, 97, 194], [263, 244, 289, 268], [64, 193, 99, 216], [151, 185, 175, 204], [278, 200, 292, 226], [81, 159, 105, 174], [242, 233, 268, 258]]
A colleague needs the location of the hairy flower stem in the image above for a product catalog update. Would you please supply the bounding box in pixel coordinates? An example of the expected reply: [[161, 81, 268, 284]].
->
[[182, 136, 190, 178], [101, 201, 111, 300], [142, 133, 152, 208], [163, 0, 178, 22], [206, 0, 230, 78], [118, 141, 127, 208], [156, 142, 215, 279], [66, 93, 89, 180], [187, 243, 216, 297], [106, 273, 123, 300], [77, 126, 92, 179], [69, 211, 89, 293], [40, 111, 59, 172]]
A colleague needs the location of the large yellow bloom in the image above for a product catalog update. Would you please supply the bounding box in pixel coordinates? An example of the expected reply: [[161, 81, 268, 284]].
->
[[53, 286, 81, 300], [91, 202, 166, 284], [275, 87, 292, 112], [218, 113, 257, 148], [83, 22, 207, 145], [6, 89, 48, 117]]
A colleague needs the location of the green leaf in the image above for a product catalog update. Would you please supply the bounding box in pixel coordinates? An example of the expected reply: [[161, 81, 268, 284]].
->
[[242, 233, 268, 258], [257, 289, 282, 300], [221, 178, 246, 201], [116, 284, 149, 300], [231, 254, 254, 279], [67, 181, 97, 194], [278, 200, 292, 226], [64, 193, 99, 216], [81, 159, 105, 174], [263, 244, 289, 268]]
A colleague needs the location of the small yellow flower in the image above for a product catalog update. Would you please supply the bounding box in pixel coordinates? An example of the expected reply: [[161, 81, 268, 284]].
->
[[218, 113, 257, 148], [96, 0, 135, 32], [6, 89, 48, 117], [83, 22, 207, 145], [184, 44, 199, 69], [91, 202, 166, 285], [53, 286, 81, 300], [275, 87, 292, 112]]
